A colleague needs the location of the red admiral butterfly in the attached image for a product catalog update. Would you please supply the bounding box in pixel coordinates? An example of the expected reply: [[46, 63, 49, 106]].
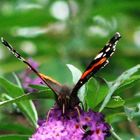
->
[[1, 32, 121, 114]]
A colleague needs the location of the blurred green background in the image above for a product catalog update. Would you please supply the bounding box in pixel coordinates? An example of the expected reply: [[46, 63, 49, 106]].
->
[[0, 0, 140, 139]]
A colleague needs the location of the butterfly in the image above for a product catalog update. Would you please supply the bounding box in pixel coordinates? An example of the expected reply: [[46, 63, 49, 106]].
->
[[1, 32, 121, 114]]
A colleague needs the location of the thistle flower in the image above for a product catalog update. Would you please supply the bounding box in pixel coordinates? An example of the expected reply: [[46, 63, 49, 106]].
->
[[30, 106, 110, 140]]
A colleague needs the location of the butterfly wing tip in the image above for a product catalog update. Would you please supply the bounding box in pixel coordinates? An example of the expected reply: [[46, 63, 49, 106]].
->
[[1, 37, 7, 45], [1, 37, 4, 43], [115, 32, 121, 39], [1, 37, 9, 46]]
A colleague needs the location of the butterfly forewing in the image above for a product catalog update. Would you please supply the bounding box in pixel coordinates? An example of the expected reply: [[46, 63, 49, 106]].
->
[[71, 32, 121, 96], [1, 37, 62, 95]]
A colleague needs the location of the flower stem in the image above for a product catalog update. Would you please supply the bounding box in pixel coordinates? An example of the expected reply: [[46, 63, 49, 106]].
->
[[111, 126, 122, 140]]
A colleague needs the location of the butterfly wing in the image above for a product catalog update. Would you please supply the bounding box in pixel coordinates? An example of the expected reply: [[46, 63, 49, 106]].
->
[[1, 38, 62, 95], [39, 73, 62, 94], [71, 32, 121, 96]]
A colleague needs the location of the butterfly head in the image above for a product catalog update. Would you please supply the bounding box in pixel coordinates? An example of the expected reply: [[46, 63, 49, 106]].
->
[[56, 85, 80, 114]]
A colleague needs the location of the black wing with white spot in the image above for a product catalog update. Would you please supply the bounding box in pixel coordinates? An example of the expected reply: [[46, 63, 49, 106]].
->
[[1, 37, 62, 95], [71, 32, 121, 96]]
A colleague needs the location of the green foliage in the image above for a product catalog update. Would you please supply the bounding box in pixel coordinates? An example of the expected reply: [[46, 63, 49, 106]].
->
[[124, 105, 140, 121], [0, 135, 29, 140], [67, 64, 86, 104], [106, 96, 125, 108], [0, 0, 140, 139], [0, 76, 38, 128], [0, 64, 140, 139], [86, 77, 109, 109], [0, 123, 33, 134], [99, 64, 140, 112]]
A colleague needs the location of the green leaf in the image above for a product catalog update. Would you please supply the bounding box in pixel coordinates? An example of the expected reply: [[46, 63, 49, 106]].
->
[[86, 77, 109, 109], [111, 126, 123, 140], [125, 96, 140, 105], [124, 105, 140, 121], [106, 112, 126, 124], [117, 75, 140, 92], [0, 90, 54, 107], [99, 64, 140, 112], [29, 84, 49, 91], [0, 135, 30, 140], [106, 96, 125, 108], [67, 64, 86, 104], [0, 76, 38, 127], [12, 73, 22, 89], [0, 123, 33, 134]]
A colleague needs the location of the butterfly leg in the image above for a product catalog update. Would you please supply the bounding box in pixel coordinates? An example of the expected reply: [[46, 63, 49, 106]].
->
[[74, 106, 81, 118], [46, 107, 54, 122]]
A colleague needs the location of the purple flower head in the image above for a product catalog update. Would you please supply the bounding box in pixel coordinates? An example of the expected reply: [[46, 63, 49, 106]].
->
[[19, 58, 42, 92], [30, 106, 111, 140]]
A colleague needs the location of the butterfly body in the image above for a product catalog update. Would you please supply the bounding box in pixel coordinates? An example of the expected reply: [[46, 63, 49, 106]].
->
[[1, 32, 121, 114], [51, 85, 79, 114]]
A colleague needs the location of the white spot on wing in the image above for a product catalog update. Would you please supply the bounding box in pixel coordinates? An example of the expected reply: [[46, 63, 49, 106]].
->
[[14, 53, 19, 58], [115, 32, 121, 38], [103, 60, 109, 67], [105, 47, 110, 52], [106, 60, 109, 63], [112, 46, 116, 51], [103, 53, 106, 57], [94, 52, 103, 59], [110, 52, 114, 56]]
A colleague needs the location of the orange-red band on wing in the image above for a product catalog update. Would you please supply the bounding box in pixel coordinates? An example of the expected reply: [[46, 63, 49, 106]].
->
[[81, 57, 107, 80], [39, 73, 62, 86]]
